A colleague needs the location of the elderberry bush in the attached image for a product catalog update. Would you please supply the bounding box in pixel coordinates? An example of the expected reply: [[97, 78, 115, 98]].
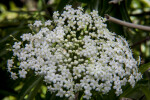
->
[[7, 5, 142, 100]]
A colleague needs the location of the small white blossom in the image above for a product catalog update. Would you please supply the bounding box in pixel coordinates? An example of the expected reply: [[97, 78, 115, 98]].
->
[[64, 5, 72, 10], [13, 42, 21, 49], [11, 72, 18, 80], [20, 33, 32, 41], [33, 20, 42, 27], [19, 69, 27, 78], [45, 20, 52, 26], [7, 59, 14, 67]]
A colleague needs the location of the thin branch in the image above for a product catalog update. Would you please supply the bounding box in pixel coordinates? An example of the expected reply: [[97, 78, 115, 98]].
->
[[74, 92, 79, 100], [105, 14, 150, 31]]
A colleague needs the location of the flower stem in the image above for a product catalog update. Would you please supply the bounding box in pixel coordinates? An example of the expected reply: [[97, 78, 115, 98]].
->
[[74, 92, 79, 100]]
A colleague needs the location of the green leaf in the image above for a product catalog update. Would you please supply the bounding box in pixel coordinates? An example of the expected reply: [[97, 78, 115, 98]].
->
[[141, 86, 150, 100], [119, 1, 132, 22], [50, 94, 56, 100], [18, 75, 43, 100], [120, 79, 150, 99], [27, 76, 43, 100], [107, 7, 125, 36], [45, 91, 52, 100], [94, 0, 99, 10], [139, 62, 150, 74], [0, 89, 17, 97], [0, 48, 8, 57], [97, 0, 103, 12], [99, 0, 111, 16], [120, 84, 139, 98]]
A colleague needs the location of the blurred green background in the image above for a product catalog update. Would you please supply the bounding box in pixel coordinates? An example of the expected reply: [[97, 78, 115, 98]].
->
[[0, 0, 150, 100]]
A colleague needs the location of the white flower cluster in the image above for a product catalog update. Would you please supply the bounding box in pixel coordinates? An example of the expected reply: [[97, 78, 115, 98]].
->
[[7, 5, 142, 100]]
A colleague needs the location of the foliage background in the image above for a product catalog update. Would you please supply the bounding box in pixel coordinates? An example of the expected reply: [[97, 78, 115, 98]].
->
[[0, 0, 150, 100]]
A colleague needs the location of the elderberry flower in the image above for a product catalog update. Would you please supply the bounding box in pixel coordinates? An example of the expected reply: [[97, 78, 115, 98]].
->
[[7, 5, 142, 100], [7, 59, 14, 72], [10, 72, 18, 80], [33, 20, 42, 27], [19, 69, 27, 78], [45, 20, 52, 26]]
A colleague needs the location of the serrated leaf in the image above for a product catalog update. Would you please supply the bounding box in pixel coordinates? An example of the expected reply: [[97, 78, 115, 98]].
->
[[91, 0, 99, 11], [99, 0, 111, 16], [0, 89, 17, 97], [50, 93, 56, 100], [119, 1, 132, 22], [27, 76, 43, 100], [45, 91, 52, 100], [18, 75, 43, 100], [98, 0, 103, 12], [141, 86, 150, 100], [139, 62, 150, 74], [120, 84, 139, 98], [120, 79, 150, 99]]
